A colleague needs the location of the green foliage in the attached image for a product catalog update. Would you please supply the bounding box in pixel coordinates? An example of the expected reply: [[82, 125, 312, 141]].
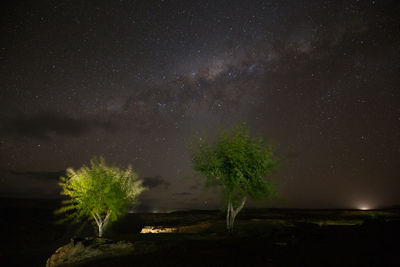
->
[[189, 123, 278, 205], [56, 157, 146, 225]]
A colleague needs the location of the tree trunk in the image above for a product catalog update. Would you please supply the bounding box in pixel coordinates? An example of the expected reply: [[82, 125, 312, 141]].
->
[[98, 224, 103, 238], [226, 196, 246, 233], [226, 201, 231, 231], [92, 210, 112, 238]]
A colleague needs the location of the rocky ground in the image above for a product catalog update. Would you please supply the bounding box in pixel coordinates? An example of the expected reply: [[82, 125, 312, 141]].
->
[[45, 238, 157, 267], [1, 198, 400, 266]]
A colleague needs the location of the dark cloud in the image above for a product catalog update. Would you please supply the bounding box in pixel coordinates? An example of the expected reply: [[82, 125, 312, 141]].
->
[[135, 198, 160, 212], [0, 169, 64, 198], [173, 192, 192, 196], [142, 176, 170, 189], [2, 169, 65, 180], [1, 112, 117, 141], [189, 185, 199, 190]]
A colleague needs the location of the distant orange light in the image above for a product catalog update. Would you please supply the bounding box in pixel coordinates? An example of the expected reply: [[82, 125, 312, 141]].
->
[[359, 206, 369, 210]]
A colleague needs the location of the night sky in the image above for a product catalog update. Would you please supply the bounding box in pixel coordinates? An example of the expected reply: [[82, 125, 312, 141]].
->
[[1, 0, 399, 211]]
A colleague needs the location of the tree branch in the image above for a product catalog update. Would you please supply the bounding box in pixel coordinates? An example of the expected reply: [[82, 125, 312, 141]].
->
[[235, 196, 247, 214], [103, 210, 112, 225], [92, 212, 100, 226], [231, 196, 247, 222]]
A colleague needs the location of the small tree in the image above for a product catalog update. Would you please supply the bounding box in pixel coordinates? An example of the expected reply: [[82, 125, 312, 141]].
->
[[190, 124, 278, 233], [56, 157, 146, 237]]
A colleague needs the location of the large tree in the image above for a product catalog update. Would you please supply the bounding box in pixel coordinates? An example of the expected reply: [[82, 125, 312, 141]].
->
[[56, 157, 146, 237], [190, 124, 278, 233]]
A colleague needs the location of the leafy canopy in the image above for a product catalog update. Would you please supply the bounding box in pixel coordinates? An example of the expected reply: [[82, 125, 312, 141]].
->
[[190, 124, 278, 204], [56, 157, 146, 223]]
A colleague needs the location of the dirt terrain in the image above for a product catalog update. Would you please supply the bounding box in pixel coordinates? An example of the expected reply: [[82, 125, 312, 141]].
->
[[1, 198, 399, 266]]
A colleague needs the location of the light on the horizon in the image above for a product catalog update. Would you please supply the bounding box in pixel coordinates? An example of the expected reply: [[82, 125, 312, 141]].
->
[[359, 206, 369, 211]]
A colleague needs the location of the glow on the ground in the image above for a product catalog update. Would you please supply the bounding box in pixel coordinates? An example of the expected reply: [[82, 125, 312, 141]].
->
[[359, 206, 369, 210], [140, 226, 177, 234]]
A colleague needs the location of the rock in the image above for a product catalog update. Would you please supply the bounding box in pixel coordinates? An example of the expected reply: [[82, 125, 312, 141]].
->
[[140, 225, 178, 233], [46, 237, 138, 266], [140, 221, 211, 234]]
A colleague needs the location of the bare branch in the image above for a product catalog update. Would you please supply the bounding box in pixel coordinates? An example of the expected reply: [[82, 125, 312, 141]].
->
[[92, 212, 100, 226]]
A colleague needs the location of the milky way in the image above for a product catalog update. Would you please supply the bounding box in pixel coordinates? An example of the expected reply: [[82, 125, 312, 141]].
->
[[1, 0, 399, 210]]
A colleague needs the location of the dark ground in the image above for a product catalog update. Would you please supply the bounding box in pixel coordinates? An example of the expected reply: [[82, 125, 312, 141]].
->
[[1, 198, 399, 266]]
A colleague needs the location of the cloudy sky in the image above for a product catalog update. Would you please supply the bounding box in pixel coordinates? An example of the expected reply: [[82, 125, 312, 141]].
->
[[1, 0, 399, 210]]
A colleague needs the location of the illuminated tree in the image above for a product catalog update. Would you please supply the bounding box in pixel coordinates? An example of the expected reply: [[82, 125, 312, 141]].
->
[[190, 124, 278, 233], [56, 157, 146, 237]]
